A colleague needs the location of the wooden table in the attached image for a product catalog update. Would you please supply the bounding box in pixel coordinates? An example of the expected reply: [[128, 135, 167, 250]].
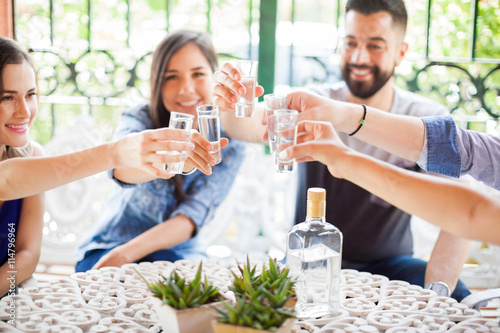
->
[[1, 260, 498, 332]]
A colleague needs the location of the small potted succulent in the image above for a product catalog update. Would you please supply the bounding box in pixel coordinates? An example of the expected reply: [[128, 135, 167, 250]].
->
[[137, 262, 225, 333], [212, 258, 296, 333]]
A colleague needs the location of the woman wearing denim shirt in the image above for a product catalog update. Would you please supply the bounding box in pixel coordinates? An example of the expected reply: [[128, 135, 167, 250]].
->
[[75, 31, 245, 272]]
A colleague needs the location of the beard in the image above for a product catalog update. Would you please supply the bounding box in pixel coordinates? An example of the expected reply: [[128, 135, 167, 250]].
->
[[341, 63, 394, 99]]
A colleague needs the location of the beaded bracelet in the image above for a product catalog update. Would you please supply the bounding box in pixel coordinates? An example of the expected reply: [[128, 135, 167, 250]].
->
[[348, 104, 367, 136]]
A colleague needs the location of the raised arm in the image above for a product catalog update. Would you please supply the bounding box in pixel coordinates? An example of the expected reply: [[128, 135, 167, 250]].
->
[[282, 121, 500, 245], [287, 90, 426, 162], [0, 128, 192, 200]]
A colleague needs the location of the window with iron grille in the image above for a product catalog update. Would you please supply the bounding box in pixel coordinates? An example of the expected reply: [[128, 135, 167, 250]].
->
[[13, 0, 500, 144]]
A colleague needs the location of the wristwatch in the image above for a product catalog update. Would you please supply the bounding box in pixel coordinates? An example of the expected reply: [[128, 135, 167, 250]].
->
[[425, 281, 451, 297]]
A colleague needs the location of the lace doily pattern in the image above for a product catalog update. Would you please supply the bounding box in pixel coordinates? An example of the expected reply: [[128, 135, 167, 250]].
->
[[1, 263, 497, 332], [293, 270, 498, 332]]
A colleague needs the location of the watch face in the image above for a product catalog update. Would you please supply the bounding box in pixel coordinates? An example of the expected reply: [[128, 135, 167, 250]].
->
[[430, 282, 450, 297]]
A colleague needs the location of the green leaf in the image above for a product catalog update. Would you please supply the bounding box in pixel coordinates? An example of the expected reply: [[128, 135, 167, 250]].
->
[[190, 261, 203, 288], [178, 298, 187, 309], [185, 283, 201, 305]]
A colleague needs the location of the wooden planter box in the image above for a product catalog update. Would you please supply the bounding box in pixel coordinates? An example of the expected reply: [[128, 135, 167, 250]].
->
[[211, 318, 296, 333], [152, 297, 226, 333]]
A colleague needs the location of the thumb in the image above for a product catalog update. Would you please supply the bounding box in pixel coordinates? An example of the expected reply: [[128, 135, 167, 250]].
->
[[220, 138, 229, 150]]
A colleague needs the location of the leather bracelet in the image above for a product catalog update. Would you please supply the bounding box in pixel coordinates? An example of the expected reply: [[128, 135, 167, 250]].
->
[[348, 104, 367, 136]]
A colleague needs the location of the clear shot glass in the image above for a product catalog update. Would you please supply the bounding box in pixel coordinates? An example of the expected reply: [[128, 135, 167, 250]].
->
[[263, 94, 287, 154], [163, 112, 194, 174], [274, 109, 298, 173], [196, 104, 222, 165], [235, 60, 258, 118]]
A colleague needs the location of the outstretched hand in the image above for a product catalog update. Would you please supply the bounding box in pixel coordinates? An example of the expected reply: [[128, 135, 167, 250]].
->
[[287, 90, 353, 133], [114, 128, 194, 179], [280, 120, 351, 179], [212, 62, 264, 111]]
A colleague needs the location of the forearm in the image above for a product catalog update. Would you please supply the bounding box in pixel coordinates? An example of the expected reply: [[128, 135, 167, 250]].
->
[[341, 104, 425, 162], [0, 266, 14, 297], [339, 152, 500, 243], [120, 215, 195, 262], [425, 230, 471, 291], [0, 142, 119, 200], [113, 166, 156, 185], [0, 249, 40, 296]]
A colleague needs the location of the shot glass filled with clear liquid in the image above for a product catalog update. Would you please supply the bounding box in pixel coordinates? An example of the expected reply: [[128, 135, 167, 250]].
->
[[274, 109, 298, 173], [263, 94, 287, 154], [163, 112, 194, 173], [235, 60, 258, 118], [197, 104, 222, 164]]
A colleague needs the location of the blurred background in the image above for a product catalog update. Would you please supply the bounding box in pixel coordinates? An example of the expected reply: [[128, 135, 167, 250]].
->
[[1, 0, 499, 300]]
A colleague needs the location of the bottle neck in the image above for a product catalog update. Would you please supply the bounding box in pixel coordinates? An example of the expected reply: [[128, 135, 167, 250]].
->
[[306, 200, 325, 223], [306, 215, 326, 223]]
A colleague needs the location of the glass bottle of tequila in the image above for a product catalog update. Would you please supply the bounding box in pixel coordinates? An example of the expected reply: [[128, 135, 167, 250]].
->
[[286, 187, 343, 318]]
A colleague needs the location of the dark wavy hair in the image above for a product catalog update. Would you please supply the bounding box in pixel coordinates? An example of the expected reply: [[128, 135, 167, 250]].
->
[[345, 0, 408, 34], [149, 30, 218, 129], [0, 36, 36, 159]]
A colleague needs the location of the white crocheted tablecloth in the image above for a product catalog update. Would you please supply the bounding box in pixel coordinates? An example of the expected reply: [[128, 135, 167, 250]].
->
[[1, 260, 498, 332]]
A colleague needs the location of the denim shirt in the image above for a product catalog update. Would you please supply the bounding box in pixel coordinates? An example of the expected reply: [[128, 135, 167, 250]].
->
[[419, 116, 500, 190], [418, 116, 461, 178], [75, 104, 245, 261]]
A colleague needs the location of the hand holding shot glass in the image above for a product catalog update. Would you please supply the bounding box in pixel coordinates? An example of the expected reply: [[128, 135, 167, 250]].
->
[[197, 104, 222, 164], [274, 109, 298, 173], [235, 60, 258, 118], [264, 94, 287, 154], [162, 112, 194, 174]]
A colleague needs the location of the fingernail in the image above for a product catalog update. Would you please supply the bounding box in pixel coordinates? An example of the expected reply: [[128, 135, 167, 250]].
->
[[210, 159, 216, 166], [188, 143, 195, 150], [207, 144, 213, 151], [207, 166, 212, 175], [231, 95, 238, 103], [230, 104, 235, 109], [279, 150, 289, 160], [238, 87, 245, 95]]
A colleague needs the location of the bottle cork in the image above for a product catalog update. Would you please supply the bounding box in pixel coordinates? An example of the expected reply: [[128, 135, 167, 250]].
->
[[307, 187, 326, 218]]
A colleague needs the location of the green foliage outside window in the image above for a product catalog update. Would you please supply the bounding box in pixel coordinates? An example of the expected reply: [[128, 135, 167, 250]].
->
[[13, 0, 500, 144]]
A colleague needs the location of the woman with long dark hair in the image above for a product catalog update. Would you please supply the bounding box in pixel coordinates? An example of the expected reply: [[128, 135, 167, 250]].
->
[[75, 31, 245, 271]]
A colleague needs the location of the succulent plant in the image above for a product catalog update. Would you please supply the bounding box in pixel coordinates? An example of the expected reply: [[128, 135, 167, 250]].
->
[[230, 256, 260, 296], [135, 261, 222, 310], [216, 292, 294, 330], [216, 257, 296, 330], [231, 257, 296, 308]]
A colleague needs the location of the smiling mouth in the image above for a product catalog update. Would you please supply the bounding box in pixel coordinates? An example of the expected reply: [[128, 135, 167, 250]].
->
[[351, 68, 372, 76], [6, 123, 29, 130]]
